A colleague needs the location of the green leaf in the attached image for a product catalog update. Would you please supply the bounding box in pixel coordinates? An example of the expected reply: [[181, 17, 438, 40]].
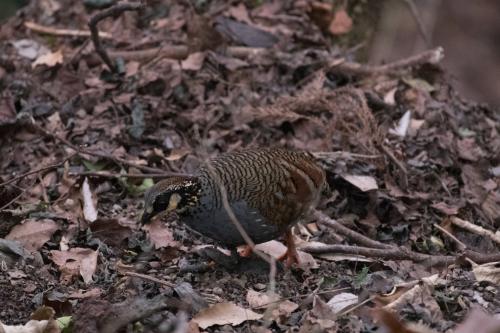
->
[[119, 177, 154, 196], [402, 77, 435, 92], [82, 159, 107, 172], [353, 266, 369, 288], [57, 316, 72, 332]]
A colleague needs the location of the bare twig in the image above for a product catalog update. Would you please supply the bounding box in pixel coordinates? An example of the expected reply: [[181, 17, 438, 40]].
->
[[31, 122, 165, 174], [332, 47, 444, 76], [402, 0, 431, 47], [108, 45, 265, 62], [312, 151, 382, 160], [0, 179, 38, 211], [123, 271, 175, 288], [433, 223, 467, 251], [302, 243, 500, 266], [450, 217, 500, 246], [25, 21, 112, 39], [313, 210, 392, 250], [310, 211, 500, 265], [0, 152, 77, 188], [380, 144, 408, 191], [88, 1, 145, 72], [69, 170, 189, 179]]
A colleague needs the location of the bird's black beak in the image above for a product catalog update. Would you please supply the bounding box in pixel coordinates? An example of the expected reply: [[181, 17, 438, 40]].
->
[[140, 209, 153, 225]]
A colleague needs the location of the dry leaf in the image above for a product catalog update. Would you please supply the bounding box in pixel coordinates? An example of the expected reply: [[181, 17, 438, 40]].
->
[[340, 174, 378, 192], [32, 49, 63, 68], [192, 302, 262, 329], [329, 9, 352, 35], [255, 240, 317, 269], [81, 177, 98, 222], [454, 307, 500, 333], [326, 293, 358, 314], [181, 52, 205, 71], [142, 219, 179, 249], [12, 39, 49, 60], [472, 261, 500, 284], [6, 219, 59, 252], [50, 247, 98, 284], [1, 320, 53, 333], [246, 290, 279, 309], [68, 288, 102, 299], [389, 110, 411, 137]]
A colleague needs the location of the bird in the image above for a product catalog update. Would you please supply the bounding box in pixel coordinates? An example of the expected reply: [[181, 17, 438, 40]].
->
[[140, 148, 326, 267]]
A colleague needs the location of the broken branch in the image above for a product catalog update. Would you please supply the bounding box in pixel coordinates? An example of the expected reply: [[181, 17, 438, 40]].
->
[[331, 47, 444, 76], [25, 21, 112, 39], [88, 1, 144, 72]]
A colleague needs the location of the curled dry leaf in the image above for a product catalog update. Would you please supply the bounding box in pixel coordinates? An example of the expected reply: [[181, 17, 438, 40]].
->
[[5, 218, 59, 252], [81, 177, 98, 222], [181, 52, 206, 71], [326, 292, 358, 314], [142, 219, 180, 249], [389, 110, 411, 137], [246, 289, 279, 309], [50, 247, 98, 284], [472, 261, 500, 284], [191, 302, 262, 329], [0, 320, 56, 333], [89, 218, 132, 247], [340, 174, 378, 192], [255, 240, 318, 269], [32, 49, 63, 68]]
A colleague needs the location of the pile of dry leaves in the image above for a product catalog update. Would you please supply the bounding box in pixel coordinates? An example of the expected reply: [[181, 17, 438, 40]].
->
[[0, 0, 499, 332]]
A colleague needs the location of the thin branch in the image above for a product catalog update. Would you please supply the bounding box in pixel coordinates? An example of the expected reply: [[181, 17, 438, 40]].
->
[[31, 122, 165, 174], [25, 21, 112, 39], [108, 45, 265, 62], [331, 47, 444, 76], [69, 170, 189, 179], [313, 210, 392, 250], [123, 271, 175, 288], [302, 243, 500, 266], [88, 1, 145, 72], [0, 152, 77, 188], [402, 0, 431, 47], [312, 151, 382, 160], [433, 223, 467, 251], [380, 144, 408, 191], [450, 217, 500, 246], [310, 211, 500, 265]]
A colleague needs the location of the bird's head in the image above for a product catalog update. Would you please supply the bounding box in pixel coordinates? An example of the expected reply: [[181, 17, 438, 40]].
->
[[140, 176, 201, 224]]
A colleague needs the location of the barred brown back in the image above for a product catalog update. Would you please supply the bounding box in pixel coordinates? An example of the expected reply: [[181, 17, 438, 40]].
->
[[197, 148, 326, 227]]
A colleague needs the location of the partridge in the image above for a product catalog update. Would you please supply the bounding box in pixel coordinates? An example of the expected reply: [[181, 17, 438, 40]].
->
[[141, 148, 326, 266]]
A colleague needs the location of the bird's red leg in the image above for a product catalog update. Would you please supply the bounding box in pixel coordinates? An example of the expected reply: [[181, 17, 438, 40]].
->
[[278, 228, 300, 267], [238, 245, 253, 258]]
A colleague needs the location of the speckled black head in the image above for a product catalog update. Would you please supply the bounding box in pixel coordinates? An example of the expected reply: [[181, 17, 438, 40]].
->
[[140, 176, 201, 224]]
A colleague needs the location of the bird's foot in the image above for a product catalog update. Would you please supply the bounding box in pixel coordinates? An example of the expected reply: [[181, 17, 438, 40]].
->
[[278, 228, 300, 268], [277, 247, 300, 268]]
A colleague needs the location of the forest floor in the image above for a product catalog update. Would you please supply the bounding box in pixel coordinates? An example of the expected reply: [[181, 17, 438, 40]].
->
[[0, 1, 499, 332]]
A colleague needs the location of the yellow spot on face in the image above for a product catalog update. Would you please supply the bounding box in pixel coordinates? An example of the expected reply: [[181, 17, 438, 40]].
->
[[167, 193, 181, 212]]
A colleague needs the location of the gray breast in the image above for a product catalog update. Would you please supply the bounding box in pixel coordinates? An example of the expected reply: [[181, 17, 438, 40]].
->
[[180, 197, 282, 247]]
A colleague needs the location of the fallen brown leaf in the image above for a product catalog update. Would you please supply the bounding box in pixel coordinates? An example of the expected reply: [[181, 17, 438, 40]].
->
[[142, 219, 180, 249], [50, 247, 98, 284], [6, 218, 59, 252], [191, 302, 262, 329]]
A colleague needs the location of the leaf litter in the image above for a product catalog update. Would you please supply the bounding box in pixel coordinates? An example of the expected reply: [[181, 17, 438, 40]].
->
[[0, 0, 499, 332]]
